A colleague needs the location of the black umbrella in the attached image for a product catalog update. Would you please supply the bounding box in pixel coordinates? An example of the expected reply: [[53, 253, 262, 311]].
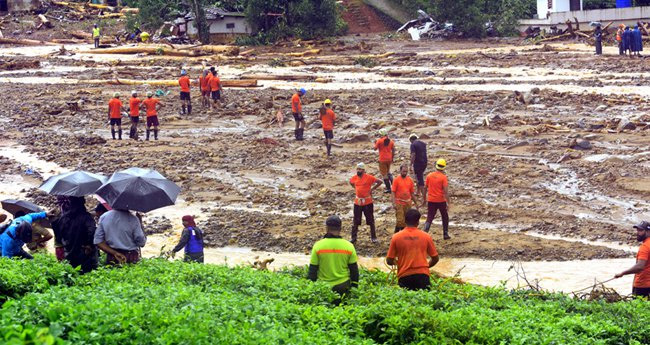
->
[[39, 171, 108, 197], [1, 199, 44, 216], [95, 168, 181, 213], [1, 199, 51, 227]]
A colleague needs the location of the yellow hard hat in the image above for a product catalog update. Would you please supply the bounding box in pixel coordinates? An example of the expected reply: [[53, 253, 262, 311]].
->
[[435, 158, 446, 170], [324, 99, 332, 105]]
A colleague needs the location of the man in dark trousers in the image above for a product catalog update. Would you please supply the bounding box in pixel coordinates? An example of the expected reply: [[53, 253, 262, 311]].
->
[[409, 133, 428, 205], [349, 163, 383, 244], [624, 26, 633, 57], [594, 25, 602, 55], [308, 215, 359, 297], [614, 221, 650, 297], [386, 209, 439, 291], [423, 159, 451, 240]]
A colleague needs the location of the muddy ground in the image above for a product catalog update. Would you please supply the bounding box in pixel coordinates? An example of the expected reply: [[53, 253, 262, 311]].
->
[[0, 32, 648, 263]]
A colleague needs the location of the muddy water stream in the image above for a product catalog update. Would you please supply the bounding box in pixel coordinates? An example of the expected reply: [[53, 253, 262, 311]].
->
[[0, 141, 638, 295]]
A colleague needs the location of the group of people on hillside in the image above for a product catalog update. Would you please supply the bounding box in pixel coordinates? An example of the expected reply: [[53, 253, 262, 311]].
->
[[0, 197, 205, 271], [106, 67, 223, 141], [613, 23, 644, 56]]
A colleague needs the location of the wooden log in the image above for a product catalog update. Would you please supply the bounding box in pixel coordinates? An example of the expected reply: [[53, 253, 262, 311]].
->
[[575, 31, 590, 39], [87, 3, 114, 11], [239, 73, 313, 81], [0, 37, 58, 46], [37, 14, 52, 29], [120, 8, 139, 14], [98, 13, 125, 19], [80, 46, 197, 56], [194, 45, 240, 56], [285, 49, 321, 57], [535, 32, 572, 44]]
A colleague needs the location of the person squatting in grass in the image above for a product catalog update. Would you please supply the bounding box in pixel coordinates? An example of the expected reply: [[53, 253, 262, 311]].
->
[[308, 215, 359, 298], [386, 208, 439, 291]]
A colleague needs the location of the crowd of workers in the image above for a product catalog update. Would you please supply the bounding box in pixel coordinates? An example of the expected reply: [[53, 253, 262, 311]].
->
[[595, 22, 646, 56]]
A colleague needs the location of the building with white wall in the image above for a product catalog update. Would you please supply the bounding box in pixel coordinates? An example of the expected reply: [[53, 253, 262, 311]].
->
[[187, 7, 252, 43], [537, 0, 583, 19]]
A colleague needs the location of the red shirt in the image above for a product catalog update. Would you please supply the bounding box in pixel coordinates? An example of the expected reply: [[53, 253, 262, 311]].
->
[[209, 75, 221, 91], [392, 175, 415, 205], [108, 98, 122, 119], [129, 97, 141, 116], [374, 137, 395, 162], [321, 109, 335, 131], [179, 76, 190, 92], [291, 93, 302, 113], [387, 227, 438, 278], [199, 75, 210, 91], [350, 173, 380, 206], [635, 238, 650, 288], [142, 97, 160, 117], [425, 171, 448, 203]]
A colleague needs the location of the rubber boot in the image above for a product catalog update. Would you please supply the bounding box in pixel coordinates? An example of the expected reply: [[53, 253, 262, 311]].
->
[[146, 129, 150, 141], [383, 179, 391, 193], [129, 126, 134, 139], [326, 143, 331, 156], [154, 129, 159, 140], [297, 128, 304, 141], [350, 225, 358, 244], [187, 104, 192, 115], [294, 129, 299, 140], [118, 129, 122, 140], [443, 231, 451, 240], [181, 105, 186, 115], [388, 173, 393, 183], [111, 129, 116, 140], [370, 224, 377, 243], [424, 222, 431, 233]]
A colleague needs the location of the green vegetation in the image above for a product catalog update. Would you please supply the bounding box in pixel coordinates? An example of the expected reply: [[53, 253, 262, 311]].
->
[[354, 56, 378, 68], [2, 255, 650, 344]]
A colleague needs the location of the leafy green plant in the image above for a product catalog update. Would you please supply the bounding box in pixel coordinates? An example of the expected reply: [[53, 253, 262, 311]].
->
[[354, 56, 377, 68], [3, 258, 650, 344]]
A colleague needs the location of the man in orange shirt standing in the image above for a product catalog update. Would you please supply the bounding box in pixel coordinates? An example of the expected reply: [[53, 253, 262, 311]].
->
[[386, 209, 439, 290], [423, 158, 450, 239], [374, 129, 395, 194], [128, 90, 141, 140], [615, 221, 650, 297], [292, 88, 306, 141], [199, 70, 211, 108], [178, 69, 191, 115], [392, 164, 416, 233], [349, 163, 383, 244], [141, 91, 163, 141], [108, 92, 125, 140], [320, 99, 335, 157], [209, 68, 223, 110]]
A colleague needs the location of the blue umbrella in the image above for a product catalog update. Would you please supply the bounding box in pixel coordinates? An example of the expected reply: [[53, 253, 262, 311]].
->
[[39, 171, 107, 197], [95, 168, 180, 212]]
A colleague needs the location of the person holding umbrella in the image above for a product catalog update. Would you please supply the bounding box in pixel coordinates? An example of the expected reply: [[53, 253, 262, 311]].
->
[[170, 215, 204, 263], [94, 208, 146, 265], [52, 197, 99, 273]]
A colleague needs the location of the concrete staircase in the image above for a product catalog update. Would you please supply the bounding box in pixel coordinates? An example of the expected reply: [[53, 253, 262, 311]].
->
[[340, 0, 391, 34]]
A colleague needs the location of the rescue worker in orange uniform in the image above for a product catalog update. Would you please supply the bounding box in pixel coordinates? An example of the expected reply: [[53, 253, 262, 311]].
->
[[320, 99, 336, 157], [178, 69, 191, 115], [349, 163, 383, 244], [108, 92, 125, 140], [423, 158, 450, 240]]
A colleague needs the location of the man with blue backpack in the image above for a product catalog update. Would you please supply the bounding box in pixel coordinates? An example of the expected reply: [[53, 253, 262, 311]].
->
[[0, 211, 49, 259], [170, 215, 204, 263]]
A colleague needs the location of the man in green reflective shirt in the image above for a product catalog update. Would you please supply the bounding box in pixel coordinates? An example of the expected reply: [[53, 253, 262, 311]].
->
[[308, 215, 359, 295]]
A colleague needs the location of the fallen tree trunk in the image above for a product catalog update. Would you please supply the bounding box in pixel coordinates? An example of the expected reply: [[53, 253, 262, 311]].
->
[[0, 37, 58, 46], [80, 46, 196, 56], [535, 32, 572, 44], [120, 8, 139, 14], [98, 13, 125, 19], [194, 45, 240, 56], [94, 78, 258, 88], [285, 49, 321, 57], [239, 73, 314, 81]]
